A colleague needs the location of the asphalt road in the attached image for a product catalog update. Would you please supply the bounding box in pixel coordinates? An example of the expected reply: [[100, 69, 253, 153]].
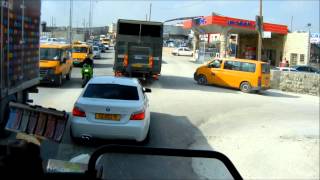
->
[[3, 49, 318, 179]]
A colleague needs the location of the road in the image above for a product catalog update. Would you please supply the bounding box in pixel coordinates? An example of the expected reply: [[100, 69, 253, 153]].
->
[[12, 49, 320, 179]]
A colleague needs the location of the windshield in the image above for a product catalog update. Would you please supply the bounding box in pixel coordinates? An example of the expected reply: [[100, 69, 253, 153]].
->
[[73, 47, 88, 53], [83, 84, 139, 100], [1, 1, 319, 180], [40, 48, 62, 60]]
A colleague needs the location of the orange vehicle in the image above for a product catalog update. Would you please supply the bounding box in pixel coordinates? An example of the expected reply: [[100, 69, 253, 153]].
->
[[72, 41, 92, 66], [194, 58, 270, 93], [40, 43, 73, 86]]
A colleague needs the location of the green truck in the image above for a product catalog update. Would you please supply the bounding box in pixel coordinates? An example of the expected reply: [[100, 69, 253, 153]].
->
[[113, 19, 163, 80]]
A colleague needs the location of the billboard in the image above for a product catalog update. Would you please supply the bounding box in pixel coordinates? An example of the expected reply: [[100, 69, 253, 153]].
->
[[310, 33, 320, 44]]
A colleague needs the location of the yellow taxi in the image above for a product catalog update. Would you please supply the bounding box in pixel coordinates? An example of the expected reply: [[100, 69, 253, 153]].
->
[[72, 41, 92, 66], [194, 58, 270, 93], [40, 43, 73, 86]]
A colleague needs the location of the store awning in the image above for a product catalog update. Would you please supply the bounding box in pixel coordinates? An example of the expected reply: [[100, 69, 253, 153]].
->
[[183, 15, 288, 35]]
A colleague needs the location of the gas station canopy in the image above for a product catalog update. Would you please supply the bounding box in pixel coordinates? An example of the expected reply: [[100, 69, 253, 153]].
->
[[183, 15, 288, 35]]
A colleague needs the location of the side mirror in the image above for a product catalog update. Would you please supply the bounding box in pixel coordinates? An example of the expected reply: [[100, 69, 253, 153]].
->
[[143, 88, 152, 93]]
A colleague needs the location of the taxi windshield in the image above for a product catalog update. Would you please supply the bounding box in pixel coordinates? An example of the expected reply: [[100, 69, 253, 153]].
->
[[73, 47, 88, 53], [40, 48, 62, 60]]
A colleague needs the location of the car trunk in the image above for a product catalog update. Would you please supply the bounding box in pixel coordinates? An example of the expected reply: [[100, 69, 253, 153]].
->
[[76, 97, 143, 124]]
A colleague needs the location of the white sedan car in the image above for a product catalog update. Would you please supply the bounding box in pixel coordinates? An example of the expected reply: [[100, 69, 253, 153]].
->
[[172, 47, 193, 56], [70, 76, 151, 142]]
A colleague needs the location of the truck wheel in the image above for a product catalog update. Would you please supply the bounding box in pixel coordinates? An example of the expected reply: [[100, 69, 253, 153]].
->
[[197, 74, 207, 85], [56, 74, 63, 87], [240, 82, 252, 93], [66, 69, 72, 80]]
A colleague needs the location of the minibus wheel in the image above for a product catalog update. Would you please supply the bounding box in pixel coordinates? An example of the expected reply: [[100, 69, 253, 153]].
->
[[197, 75, 207, 85], [240, 82, 252, 93]]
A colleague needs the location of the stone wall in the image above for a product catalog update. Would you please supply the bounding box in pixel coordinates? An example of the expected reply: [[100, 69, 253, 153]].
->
[[271, 70, 320, 96]]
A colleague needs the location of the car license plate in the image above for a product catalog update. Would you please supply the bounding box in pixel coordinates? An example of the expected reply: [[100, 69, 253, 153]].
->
[[131, 64, 144, 68], [95, 113, 120, 121]]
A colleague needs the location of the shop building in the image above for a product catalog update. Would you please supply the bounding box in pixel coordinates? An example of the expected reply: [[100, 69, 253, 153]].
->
[[183, 14, 288, 66]]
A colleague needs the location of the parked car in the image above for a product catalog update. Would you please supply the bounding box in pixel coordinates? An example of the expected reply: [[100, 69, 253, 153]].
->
[[70, 76, 151, 142], [194, 58, 270, 93], [172, 47, 193, 56], [291, 65, 320, 74], [274, 67, 298, 72], [92, 46, 101, 59]]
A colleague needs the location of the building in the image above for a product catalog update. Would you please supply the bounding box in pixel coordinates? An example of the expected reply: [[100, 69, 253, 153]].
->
[[283, 32, 309, 66], [183, 14, 288, 66]]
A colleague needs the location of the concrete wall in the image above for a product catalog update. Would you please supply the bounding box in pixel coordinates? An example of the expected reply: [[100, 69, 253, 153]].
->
[[271, 70, 319, 96], [283, 32, 310, 66]]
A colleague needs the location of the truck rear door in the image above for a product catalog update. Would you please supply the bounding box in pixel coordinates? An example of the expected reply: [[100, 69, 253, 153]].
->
[[128, 45, 151, 68]]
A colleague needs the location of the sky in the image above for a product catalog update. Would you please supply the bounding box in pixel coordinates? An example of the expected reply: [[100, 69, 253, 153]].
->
[[41, 0, 320, 33]]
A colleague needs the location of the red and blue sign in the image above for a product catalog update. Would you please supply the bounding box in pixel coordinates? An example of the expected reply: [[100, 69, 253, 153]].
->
[[227, 20, 254, 28]]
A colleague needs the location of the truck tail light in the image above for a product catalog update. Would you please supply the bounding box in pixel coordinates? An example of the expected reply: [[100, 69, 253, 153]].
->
[[130, 110, 145, 120], [149, 56, 154, 68], [258, 76, 262, 86], [72, 107, 86, 117], [123, 54, 128, 67]]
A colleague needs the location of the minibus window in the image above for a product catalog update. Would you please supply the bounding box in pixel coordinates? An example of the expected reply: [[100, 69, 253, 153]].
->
[[240, 62, 256, 72], [262, 64, 270, 74]]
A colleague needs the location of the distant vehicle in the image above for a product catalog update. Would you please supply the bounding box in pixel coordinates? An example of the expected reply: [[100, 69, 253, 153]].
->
[[274, 67, 298, 72], [72, 41, 92, 66], [291, 65, 320, 74], [98, 43, 106, 52], [70, 76, 151, 143], [172, 47, 193, 56], [47, 38, 58, 43], [114, 19, 163, 79], [92, 46, 101, 59], [40, 43, 73, 86], [194, 58, 271, 93]]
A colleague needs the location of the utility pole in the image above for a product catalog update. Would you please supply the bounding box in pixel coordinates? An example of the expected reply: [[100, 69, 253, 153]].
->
[[89, 0, 93, 36], [290, 16, 293, 32], [148, 3, 152, 21], [69, 0, 73, 44], [146, 14, 148, 21], [257, 0, 263, 61]]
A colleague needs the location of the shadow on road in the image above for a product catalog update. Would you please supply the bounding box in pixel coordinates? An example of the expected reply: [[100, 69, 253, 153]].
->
[[259, 90, 300, 98], [146, 75, 238, 94], [40, 112, 214, 179], [93, 63, 113, 69]]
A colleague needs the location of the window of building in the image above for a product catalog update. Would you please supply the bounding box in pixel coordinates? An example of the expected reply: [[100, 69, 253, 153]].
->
[[300, 54, 305, 62], [290, 53, 298, 65]]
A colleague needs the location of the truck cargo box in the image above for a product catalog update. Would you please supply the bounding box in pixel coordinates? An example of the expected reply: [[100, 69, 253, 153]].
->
[[0, 0, 41, 99], [114, 19, 163, 78]]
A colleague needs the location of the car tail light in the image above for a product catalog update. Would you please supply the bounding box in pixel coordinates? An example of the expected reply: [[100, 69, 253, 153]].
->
[[258, 76, 262, 86], [72, 107, 86, 117], [149, 56, 154, 68], [123, 54, 128, 67], [130, 110, 145, 120]]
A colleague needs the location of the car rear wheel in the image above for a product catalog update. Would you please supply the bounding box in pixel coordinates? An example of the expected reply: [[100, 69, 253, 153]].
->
[[197, 74, 207, 85], [240, 81, 252, 93], [66, 69, 71, 80], [56, 74, 63, 87]]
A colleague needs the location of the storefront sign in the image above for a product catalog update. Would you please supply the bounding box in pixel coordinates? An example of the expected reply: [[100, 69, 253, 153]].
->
[[310, 33, 320, 44], [263, 31, 271, 38], [227, 20, 254, 28]]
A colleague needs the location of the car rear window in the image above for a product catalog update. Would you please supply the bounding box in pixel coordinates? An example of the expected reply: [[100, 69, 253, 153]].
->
[[83, 84, 139, 100], [262, 64, 270, 74]]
